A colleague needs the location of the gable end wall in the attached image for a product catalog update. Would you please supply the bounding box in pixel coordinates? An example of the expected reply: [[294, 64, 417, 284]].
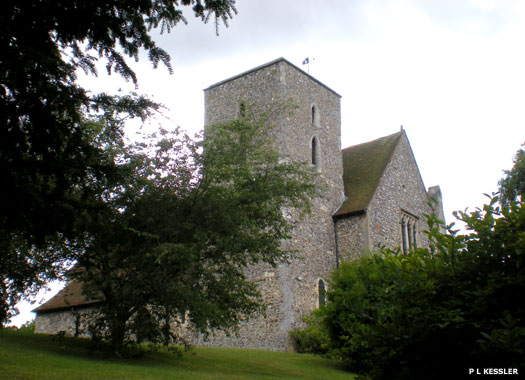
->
[[366, 134, 431, 250]]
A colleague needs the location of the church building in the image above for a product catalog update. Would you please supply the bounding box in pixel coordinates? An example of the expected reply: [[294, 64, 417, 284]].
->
[[33, 58, 444, 351]]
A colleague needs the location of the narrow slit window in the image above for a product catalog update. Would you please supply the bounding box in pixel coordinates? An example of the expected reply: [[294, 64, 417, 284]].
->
[[311, 137, 318, 166], [401, 219, 407, 253], [238, 101, 246, 117], [311, 104, 320, 126], [407, 222, 412, 249], [318, 279, 326, 307]]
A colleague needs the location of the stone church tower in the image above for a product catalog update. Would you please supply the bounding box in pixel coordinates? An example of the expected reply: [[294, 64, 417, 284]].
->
[[33, 58, 444, 352], [198, 58, 345, 350]]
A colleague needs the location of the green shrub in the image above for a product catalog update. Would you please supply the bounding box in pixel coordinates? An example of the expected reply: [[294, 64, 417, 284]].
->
[[290, 311, 332, 355], [320, 197, 525, 380], [18, 319, 35, 333]]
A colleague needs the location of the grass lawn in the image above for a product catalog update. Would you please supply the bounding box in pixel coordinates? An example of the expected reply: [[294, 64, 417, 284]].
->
[[0, 329, 356, 380]]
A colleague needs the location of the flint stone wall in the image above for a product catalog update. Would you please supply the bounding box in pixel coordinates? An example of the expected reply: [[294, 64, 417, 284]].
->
[[335, 213, 368, 261], [199, 59, 344, 351], [35, 307, 94, 337], [366, 134, 432, 250]]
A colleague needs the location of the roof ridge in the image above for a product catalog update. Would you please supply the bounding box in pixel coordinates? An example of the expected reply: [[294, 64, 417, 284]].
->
[[204, 57, 341, 97], [342, 131, 403, 152]]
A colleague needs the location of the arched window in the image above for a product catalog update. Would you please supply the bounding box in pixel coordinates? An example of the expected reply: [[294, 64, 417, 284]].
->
[[311, 104, 320, 127], [311, 136, 320, 168], [400, 211, 418, 253], [401, 219, 407, 253], [407, 221, 412, 248], [311, 137, 317, 165], [318, 279, 326, 307]]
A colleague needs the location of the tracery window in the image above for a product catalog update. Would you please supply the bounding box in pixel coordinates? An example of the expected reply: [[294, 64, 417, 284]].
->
[[400, 211, 418, 253]]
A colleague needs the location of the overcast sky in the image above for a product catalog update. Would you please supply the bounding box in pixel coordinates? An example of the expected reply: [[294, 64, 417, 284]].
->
[[12, 0, 525, 326], [128, 0, 524, 218], [87, 0, 525, 219]]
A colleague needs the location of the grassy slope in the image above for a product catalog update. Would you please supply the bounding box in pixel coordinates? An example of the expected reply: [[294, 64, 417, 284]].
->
[[0, 329, 356, 380]]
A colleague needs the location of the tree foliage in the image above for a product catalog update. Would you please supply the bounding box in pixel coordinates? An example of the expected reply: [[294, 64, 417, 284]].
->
[[0, 0, 237, 324], [310, 197, 525, 380], [72, 110, 317, 352], [294, 150, 525, 379], [499, 144, 525, 206]]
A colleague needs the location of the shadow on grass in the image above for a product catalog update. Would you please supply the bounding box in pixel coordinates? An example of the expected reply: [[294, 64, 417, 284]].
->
[[0, 328, 184, 367], [1, 329, 357, 380]]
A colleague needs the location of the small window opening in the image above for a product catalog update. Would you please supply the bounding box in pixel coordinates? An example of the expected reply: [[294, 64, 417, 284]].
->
[[401, 220, 407, 253], [407, 222, 412, 249], [318, 279, 326, 307], [238, 101, 246, 117], [311, 137, 318, 166], [311, 104, 320, 126]]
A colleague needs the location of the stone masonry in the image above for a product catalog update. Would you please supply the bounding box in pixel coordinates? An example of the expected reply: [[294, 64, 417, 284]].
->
[[33, 58, 444, 352], [365, 134, 432, 250], [194, 58, 345, 351]]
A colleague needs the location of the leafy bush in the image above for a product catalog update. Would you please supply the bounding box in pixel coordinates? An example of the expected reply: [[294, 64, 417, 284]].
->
[[18, 319, 35, 333], [318, 197, 525, 380], [290, 311, 332, 355]]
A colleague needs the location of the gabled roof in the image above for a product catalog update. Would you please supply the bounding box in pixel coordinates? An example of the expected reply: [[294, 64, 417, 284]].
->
[[204, 57, 341, 98], [33, 280, 102, 313], [334, 131, 403, 217]]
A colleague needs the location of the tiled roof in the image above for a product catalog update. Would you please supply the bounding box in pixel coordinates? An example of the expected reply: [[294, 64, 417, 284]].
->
[[334, 131, 403, 217], [32, 280, 102, 313]]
